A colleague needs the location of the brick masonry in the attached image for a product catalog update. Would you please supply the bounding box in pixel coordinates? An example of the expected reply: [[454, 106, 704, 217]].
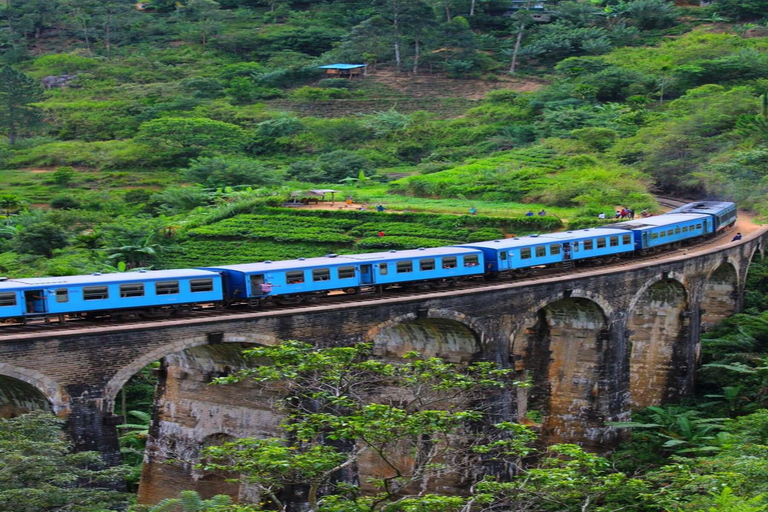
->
[[0, 231, 764, 501]]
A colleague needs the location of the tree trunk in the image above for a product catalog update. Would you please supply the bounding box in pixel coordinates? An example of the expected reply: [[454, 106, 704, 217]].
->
[[82, 17, 92, 55], [444, 1, 451, 22], [413, 38, 420, 75], [8, 103, 16, 146], [470, 0, 476, 16], [393, 8, 401, 72], [105, 11, 111, 59], [5, 0, 15, 51], [509, 0, 532, 75], [509, 25, 524, 75]]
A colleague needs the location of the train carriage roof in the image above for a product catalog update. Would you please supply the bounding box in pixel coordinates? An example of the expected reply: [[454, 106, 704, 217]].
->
[[458, 228, 630, 250], [0, 269, 220, 290], [667, 201, 735, 215], [341, 247, 481, 261], [601, 213, 710, 232]]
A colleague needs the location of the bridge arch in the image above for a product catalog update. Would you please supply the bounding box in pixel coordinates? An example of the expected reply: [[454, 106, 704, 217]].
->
[[627, 277, 690, 407], [0, 363, 68, 416], [510, 296, 611, 446], [365, 310, 484, 361], [103, 333, 279, 413], [701, 261, 739, 330]]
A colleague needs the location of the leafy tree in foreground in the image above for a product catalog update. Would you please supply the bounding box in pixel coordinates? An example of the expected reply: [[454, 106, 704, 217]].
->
[[0, 65, 44, 145], [204, 341, 521, 512], [0, 411, 130, 511]]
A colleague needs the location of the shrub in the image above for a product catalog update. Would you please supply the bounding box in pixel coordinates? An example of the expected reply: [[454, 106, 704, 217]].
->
[[52, 166, 76, 185], [289, 86, 352, 101], [624, 0, 679, 30], [571, 127, 619, 151], [32, 54, 98, 75], [50, 196, 81, 210], [317, 78, 352, 89], [182, 77, 225, 99], [184, 156, 282, 188], [135, 117, 247, 154], [14, 222, 69, 257]]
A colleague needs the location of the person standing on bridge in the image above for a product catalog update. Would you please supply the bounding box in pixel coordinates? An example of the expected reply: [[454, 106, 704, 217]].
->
[[732, 232, 743, 241]]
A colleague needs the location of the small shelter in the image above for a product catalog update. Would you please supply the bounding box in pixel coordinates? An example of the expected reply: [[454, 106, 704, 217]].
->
[[287, 189, 339, 206], [318, 64, 367, 78]]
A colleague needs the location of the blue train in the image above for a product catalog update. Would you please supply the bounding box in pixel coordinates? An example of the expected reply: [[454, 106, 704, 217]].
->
[[0, 201, 737, 323]]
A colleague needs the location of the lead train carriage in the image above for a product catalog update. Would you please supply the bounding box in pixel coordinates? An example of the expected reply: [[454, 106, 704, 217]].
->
[[0, 201, 738, 322]]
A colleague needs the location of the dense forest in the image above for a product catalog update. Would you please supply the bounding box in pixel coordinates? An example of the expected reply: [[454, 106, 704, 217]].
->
[[2, 0, 768, 510]]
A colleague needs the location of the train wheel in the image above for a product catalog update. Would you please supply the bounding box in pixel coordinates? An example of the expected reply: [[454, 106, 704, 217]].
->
[[345, 287, 359, 295]]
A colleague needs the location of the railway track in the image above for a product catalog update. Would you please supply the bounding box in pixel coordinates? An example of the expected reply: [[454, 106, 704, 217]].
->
[[0, 218, 745, 340], [655, 195, 694, 210]]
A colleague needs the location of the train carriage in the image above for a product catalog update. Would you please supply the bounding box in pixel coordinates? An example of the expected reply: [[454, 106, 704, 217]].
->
[[458, 228, 635, 272], [603, 214, 712, 251], [205, 247, 485, 303], [667, 201, 737, 232], [203, 257, 367, 302], [0, 269, 223, 321], [340, 247, 485, 287]]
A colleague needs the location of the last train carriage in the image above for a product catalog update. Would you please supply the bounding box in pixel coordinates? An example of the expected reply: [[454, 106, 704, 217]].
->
[[0, 201, 737, 322], [0, 269, 222, 321]]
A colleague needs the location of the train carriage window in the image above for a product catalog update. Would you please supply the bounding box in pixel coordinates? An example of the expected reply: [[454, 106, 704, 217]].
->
[[697, 223, 702, 229], [610, 236, 619, 247], [443, 257, 457, 269], [667, 229, 674, 236], [420, 259, 436, 271], [660, 231, 666, 238], [156, 281, 179, 295], [191, 279, 214, 292], [338, 266, 356, 279], [682, 226, 688, 233], [312, 268, 331, 282], [573, 242, 580, 252], [500, 251, 507, 260], [597, 238, 606, 249], [622, 234, 632, 245], [56, 289, 69, 303], [379, 263, 388, 275], [83, 286, 109, 300], [0, 292, 16, 307], [120, 283, 144, 298], [675, 227, 681, 234], [652, 232, 659, 239], [550, 244, 561, 255], [520, 248, 532, 260], [583, 240, 593, 250], [286, 271, 305, 284], [464, 255, 480, 267], [535, 246, 546, 257], [397, 261, 413, 273]]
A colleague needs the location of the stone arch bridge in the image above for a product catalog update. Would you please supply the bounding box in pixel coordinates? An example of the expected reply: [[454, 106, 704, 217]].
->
[[0, 229, 765, 502]]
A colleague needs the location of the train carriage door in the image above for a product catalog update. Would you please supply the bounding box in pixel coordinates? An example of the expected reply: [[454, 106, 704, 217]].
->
[[499, 251, 509, 270], [563, 242, 572, 261], [360, 265, 373, 284], [642, 232, 649, 248], [24, 290, 47, 314], [249, 274, 270, 296]]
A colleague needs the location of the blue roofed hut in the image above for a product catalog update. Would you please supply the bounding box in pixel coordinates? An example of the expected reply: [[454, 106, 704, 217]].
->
[[318, 63, 367, 78]]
